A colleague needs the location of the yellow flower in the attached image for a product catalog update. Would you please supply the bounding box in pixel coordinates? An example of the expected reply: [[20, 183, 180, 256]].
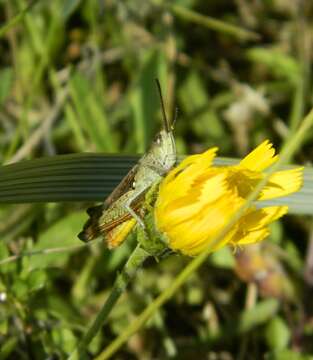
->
[[154, 140, 303, 256]]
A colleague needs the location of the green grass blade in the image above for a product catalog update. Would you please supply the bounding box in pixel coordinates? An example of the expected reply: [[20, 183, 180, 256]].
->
[[130, 50, 168, 152], [0, 0, 40, 39], [69, 73, 116, 152], [169, 4, 260, 41], [0, 154, 311, 215]]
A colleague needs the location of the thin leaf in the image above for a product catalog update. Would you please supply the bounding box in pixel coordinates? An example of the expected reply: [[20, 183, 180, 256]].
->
[[170, 4, 260, 41], [0, 154, 311, 214], [0, 0, 40, 39]]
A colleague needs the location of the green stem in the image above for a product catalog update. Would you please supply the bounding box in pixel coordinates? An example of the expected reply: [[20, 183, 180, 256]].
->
[[0, 0, 40, 39], [169, 4, 260, 41], [68, 244, 150, 360]]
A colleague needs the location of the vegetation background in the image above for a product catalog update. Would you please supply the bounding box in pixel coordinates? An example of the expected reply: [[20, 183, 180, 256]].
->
[[0, 0, 313, 359]]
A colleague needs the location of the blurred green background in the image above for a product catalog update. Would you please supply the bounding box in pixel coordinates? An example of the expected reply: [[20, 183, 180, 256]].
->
[[1, 0, 313, 359]]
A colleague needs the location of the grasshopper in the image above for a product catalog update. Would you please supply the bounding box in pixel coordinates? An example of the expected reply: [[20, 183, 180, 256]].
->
[[78, 80, 177, 248]]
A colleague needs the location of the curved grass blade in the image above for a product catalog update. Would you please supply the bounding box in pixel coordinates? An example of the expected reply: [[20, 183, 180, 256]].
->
[[0, 0, 41, 39], [0, 154, 311, 215]]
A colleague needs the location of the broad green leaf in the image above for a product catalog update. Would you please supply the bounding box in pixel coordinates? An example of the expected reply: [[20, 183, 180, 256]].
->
[[210, 247, 235, 269], [247, 47, 301, 85], [0, 337, 18, 360], [27, 269, 47, 293], [268, 221, 283, 244], [238, 299, 279, 333], [52, 328, 77, 354], [11, 279, 29, 301], [265, 316, 290, 350]]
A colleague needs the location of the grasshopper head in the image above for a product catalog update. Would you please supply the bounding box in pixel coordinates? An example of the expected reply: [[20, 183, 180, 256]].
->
[[150, 128, 176, 173]]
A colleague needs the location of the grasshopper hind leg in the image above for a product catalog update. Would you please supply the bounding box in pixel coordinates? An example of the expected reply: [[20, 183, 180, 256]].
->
[[125, 204, 145, 228]]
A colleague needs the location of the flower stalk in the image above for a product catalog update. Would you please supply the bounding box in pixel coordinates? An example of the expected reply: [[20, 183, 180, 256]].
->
[[68, 244, 150, 360]]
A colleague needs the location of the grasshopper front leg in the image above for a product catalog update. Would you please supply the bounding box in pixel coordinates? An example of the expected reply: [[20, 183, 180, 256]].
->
[[124, 179, 160, 228]]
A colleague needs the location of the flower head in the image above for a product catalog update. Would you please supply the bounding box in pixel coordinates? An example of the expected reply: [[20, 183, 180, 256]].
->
[[154, 140, 303, 256]]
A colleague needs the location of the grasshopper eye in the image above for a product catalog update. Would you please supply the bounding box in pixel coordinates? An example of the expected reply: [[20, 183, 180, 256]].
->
[[155, 134, 162, 145], [131, 181, 136, 189]]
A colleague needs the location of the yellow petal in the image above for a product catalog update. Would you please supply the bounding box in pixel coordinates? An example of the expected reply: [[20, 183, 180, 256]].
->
[[158, 173, 227, 228], [238, 206, 287, 231], [183, 228, 237, 256], [235, 228, 270, 245], [157, 148, 217, 209], [229, 206, 287, 246], [223, 167, 262, 198], [259, 167, 303, 200], [168, 192, 242, 251], [162, 147, 217, 187], [239, 140, 278, 171]]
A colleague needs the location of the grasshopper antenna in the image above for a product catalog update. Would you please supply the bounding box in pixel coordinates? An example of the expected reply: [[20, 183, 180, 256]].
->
[[172, 107, 178, 130], [155, 78, 170, 133]]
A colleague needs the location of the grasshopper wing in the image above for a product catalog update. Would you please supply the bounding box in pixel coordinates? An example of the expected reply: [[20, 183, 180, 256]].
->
[[78, 165, 140, 242]]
